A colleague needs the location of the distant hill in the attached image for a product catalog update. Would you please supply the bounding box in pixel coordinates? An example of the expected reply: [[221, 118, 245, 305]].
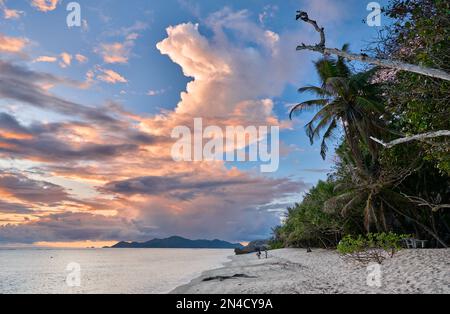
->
[[107, 236, 244, 249]]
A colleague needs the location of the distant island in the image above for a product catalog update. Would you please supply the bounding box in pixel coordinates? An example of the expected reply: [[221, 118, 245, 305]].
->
[[106, 236, 244, 249]]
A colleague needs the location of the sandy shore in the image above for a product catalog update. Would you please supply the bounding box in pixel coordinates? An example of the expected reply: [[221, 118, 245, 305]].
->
[[171, 248, 450, 294]]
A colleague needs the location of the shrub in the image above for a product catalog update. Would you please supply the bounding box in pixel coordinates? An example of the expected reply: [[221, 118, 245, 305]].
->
[[337, 233, 410, 264]]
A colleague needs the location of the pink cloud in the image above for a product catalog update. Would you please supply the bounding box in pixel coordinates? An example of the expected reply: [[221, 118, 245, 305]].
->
[[59, 52, 72, 68], [31, 0, 59, 12], [3, 8, 24, 19], [0, 8, 316, 243], [0, 33, 28, 53], [0, 0, 24, 19], [96, 42, 131, 64], [95, 22, 147, 64], [33, 56, 58, 63], [96, 68, 128, 84], [75, 54, 88, 64], [155, 9, 310, 129]]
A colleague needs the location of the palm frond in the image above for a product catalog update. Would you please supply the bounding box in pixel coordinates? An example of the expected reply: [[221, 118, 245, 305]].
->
[[336, 44, 351, 78], [323, 191, 355, 214], [298, 86, 330, 97], [341, 192, 366, 216], [325, 77, 349, 96], [320, 119, 338, 160], [355, 96, 385, 114], [305, 108, 333, 144], [315, 59, 338, 84], [289, 99, 330, 120]]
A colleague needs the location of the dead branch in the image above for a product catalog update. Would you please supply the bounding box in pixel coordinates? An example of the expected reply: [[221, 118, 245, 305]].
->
[[381, 196, 448, 248], [370, 130, 450, 148], [296, 11, 450, 81], [402, 193, 450, 212]]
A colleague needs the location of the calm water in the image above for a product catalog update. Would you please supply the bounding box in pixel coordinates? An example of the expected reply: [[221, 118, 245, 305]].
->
[[0, 248, 232, 294]]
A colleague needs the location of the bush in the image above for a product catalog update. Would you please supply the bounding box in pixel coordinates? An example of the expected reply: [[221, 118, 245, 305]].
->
[[337, 233, 410, 264]]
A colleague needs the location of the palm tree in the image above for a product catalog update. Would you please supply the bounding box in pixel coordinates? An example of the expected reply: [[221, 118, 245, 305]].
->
[[290, 46, 386, 172], [290, 47, 393, 231], [324, 153, 448, 246]]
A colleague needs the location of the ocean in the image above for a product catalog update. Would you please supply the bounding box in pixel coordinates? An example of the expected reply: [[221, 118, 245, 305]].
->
[[0, 248, 232, 294]]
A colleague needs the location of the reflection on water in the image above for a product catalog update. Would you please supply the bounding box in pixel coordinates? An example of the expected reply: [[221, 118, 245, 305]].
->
[[0, 248, 232, 294]]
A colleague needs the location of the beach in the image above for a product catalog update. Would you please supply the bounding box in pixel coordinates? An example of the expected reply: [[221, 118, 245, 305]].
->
[[172, 248, 450, 294]]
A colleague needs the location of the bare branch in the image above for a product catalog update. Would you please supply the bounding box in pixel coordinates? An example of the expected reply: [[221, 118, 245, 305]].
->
[[402, 194, 450, 212], [296, 11, 325, 48], [296, 11, 450, 81], [370, 131, 450, 148]]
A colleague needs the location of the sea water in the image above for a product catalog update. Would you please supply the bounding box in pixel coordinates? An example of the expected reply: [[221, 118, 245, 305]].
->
[[0, 248, 232, 294]]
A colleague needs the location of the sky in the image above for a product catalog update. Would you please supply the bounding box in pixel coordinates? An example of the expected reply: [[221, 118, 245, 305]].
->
[[0, 0, 388, 247]]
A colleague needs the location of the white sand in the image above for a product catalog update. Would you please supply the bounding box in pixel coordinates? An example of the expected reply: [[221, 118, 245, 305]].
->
[[171, 248, 450, 294]]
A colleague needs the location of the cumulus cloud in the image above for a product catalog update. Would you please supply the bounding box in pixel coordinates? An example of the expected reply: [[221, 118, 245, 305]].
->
[[59, 52, 72, 68], [0, 0, 23, 19], [0, 8, 317, 244], [33, 56, 58, 63], [115, 170, 305, 241], [96, 21, 147, 64], [75, 54, 88, 64], [33, 53, 87, 67], [156, 8, 307, 125], [31, 0, 59, 12], [96, 42, 131, 64], [3, 8, 23, 19], [96, 68, 128, 84], [0, 33, 28, 53]]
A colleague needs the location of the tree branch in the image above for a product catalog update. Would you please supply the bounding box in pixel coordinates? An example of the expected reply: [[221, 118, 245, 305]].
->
[[296, 11, 450, 81], [370, 131, 450, 148], [401, 194, 450, 212]]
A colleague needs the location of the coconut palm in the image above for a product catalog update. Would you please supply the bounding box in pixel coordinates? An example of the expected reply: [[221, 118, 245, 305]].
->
[[290, 46, 386, 171], [290, 46, 394, 231]]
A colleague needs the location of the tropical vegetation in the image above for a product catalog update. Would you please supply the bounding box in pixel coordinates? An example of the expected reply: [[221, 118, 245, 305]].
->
[[272, 0, 450, 249]]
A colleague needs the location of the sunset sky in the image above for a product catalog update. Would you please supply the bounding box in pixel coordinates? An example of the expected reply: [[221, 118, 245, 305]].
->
[[0, 0, 387, 246]]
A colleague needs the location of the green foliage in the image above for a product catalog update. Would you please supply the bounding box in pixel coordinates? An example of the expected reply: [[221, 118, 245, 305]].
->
[[268, 240, 284, 250], [337, 233, 410, 264], [382, 0, 450, 175], [290, 48, 385, 162], [275, 0, 450, 250], [272, 180, 357, 249], [337, 233, 409, 256]]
